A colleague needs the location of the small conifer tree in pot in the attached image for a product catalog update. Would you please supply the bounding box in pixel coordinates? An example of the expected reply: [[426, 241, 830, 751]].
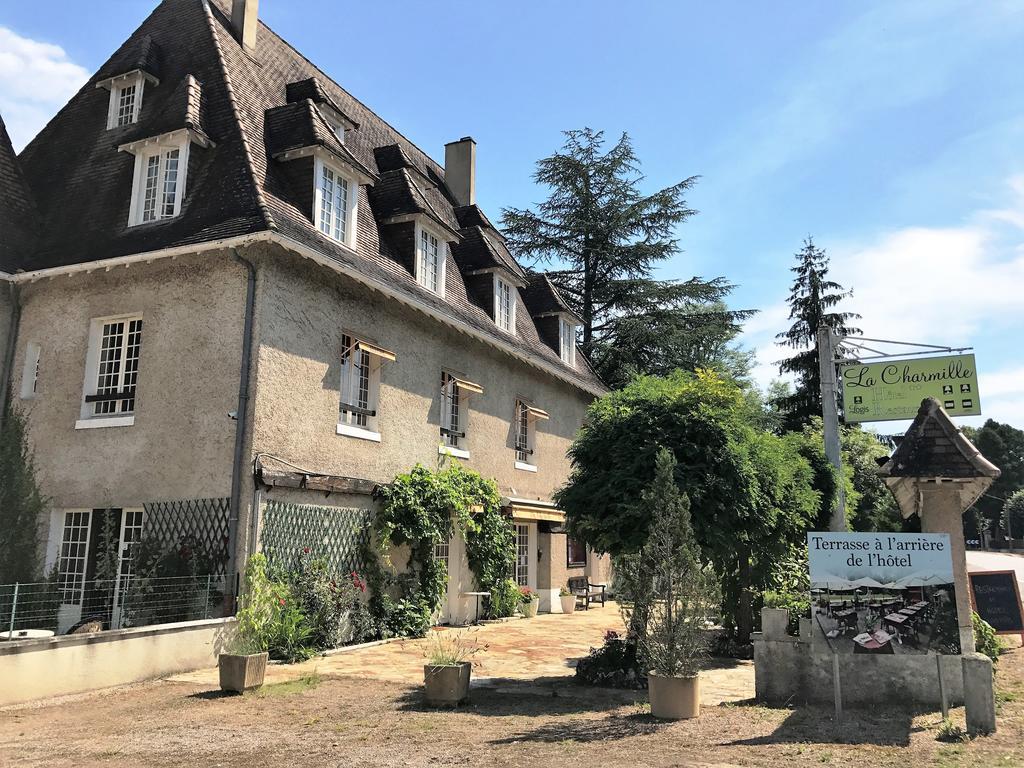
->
[[633, 449, 718, 719]]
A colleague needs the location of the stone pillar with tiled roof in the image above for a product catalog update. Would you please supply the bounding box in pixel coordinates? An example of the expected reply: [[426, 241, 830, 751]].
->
[[878, 396, 1001, 654]]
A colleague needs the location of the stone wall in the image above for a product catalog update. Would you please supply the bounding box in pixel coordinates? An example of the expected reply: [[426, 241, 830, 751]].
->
[[753, 607, 964, 707]]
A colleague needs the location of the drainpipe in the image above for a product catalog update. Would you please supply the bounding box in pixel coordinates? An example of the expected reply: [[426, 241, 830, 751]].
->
[[226, 250, 257, 601], [0, 281, 21, 420]]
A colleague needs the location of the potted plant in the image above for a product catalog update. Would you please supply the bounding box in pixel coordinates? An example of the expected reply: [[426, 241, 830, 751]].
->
[[219, 554, 276, 693], [559, 586, 577, 614], [631, 449, 718, 719], [519, 586, 539, 618], [423, 629, 477, 706]]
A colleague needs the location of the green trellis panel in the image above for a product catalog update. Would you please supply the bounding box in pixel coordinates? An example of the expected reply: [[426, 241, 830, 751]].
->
[[261, 501, 374, 576], [141, 497, 232, 576]]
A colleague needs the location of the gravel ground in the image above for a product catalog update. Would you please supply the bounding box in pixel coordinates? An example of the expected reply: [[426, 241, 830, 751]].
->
[[2, 646, 1022, 768]]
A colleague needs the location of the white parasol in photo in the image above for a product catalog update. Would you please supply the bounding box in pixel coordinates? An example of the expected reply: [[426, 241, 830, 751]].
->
[[810, 573, 859, 591], [850, 576, 886, 589]]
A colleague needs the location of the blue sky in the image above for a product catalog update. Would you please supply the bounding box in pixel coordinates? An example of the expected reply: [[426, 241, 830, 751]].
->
[[2, 1, 1022, 428]]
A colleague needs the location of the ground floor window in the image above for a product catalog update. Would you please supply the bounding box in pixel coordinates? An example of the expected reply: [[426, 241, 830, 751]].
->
[[434, 538, 450, 571], [515, 524, 530, 586], [567, 537, 587, 567], [57, 510, 92, 604]]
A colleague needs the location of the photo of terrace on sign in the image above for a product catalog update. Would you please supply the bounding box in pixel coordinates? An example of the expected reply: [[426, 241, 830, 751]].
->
[[807, 532, 959, 656]]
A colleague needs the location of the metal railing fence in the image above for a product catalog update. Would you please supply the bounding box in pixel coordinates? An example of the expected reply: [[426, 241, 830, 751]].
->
[[0, 574, 228, 636]]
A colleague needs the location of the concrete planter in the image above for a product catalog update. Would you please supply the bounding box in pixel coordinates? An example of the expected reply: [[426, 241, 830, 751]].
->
[[647, 672, 700, 720], [218, 651, 268, 693], [424, 662, 471, 706], [559, 594, 577, 614], [521, 600, 539, 618]]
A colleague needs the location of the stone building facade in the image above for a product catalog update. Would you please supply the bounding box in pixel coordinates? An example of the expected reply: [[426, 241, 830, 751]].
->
[[0, 0, 611, 629]]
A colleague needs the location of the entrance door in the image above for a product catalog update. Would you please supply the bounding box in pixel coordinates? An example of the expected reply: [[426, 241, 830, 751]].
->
[[54, 510, 93, 633], [434, 535, 454, 625], [110, 509, 145, 628], [515, 523, 537, 591]]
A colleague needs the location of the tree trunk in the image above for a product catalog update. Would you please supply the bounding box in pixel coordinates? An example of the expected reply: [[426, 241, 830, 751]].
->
[[736, 549, 753, 644]]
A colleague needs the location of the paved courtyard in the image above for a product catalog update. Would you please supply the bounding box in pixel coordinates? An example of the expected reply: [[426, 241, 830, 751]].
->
[[171, 601, 754, 704]]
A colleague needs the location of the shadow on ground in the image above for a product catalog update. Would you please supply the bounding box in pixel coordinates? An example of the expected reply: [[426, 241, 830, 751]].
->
[[397, 676, 642, 721], [490, 712, 670, 744], [723, 703, 927, 747]]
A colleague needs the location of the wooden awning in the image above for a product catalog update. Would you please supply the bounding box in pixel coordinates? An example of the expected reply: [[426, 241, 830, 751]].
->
[[525, 404, 549, 421], [355, 340, 397, 362], [503, 497, 565, 523], [452, 376, 484, 395]]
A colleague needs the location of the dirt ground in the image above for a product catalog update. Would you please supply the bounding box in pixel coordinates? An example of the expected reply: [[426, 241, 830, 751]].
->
[[2, 641, 1023, 767]]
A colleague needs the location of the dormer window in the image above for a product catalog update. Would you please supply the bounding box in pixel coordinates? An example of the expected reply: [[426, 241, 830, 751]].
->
[[559, 317, 577, 366], [494, 275, 515, 334], [323, 114, 346, 144], [314, 156, 358, 248], [100, 71, 150, 129], [126, 138, 189, 227], [417, 225, 446, 296]]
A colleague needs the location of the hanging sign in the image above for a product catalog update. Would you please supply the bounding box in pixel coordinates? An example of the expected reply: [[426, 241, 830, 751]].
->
[[840, 353, 981, 423]]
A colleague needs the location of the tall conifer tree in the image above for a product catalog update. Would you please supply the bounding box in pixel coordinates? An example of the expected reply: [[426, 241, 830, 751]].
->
[[774, 238, 860, 432], [0, 406, 47, 582], [502, 129, 751, 387]]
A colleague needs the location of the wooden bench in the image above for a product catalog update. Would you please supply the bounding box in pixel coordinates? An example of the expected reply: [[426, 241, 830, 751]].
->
[[567, 576, 606, 610]]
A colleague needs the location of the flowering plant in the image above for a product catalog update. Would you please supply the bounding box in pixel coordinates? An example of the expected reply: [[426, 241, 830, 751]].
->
[[519, 586, 539, 603]]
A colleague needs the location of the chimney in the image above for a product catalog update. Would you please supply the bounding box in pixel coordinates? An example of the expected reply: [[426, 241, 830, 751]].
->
[[231, 0, 259, 50], [444, 137, 476, 207]]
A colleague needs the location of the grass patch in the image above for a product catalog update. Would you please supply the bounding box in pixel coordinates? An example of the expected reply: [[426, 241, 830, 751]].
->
[[936, 718, 969, 744], [256, 672, 322, 697], [934, 745, 964, 768]]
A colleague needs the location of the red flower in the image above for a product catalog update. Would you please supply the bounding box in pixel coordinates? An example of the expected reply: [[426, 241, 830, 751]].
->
[[302, 547, 310, 554], [278, 598, 286, 607]]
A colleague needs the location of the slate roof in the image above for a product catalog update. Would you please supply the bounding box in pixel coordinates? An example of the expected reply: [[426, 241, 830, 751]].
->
[[95, 34, 163, 83], [523, 273, 583, 323], [879, 398, 1000, 480], [7, 0, 603, 394], [878, 397, 1000, 519], [0, 116, 39, 272]]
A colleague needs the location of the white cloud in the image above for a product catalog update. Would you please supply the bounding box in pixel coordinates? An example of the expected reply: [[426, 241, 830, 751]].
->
[[0, 26, 89, 150]]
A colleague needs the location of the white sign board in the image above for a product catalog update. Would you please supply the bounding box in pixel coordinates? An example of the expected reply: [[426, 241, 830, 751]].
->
[[807, 532, 959, 655]]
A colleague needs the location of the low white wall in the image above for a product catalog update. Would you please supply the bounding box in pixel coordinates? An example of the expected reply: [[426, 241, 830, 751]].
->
[[0, 617, 237, 707]]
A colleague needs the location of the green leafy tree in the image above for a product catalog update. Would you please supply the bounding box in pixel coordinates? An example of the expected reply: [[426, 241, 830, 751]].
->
[[502, 129, 751, 387], [556, 369, 821, 642], [774, 238, 861, 431], [1003, 490, 1024, 542], [0, 406, 48, 583], [965, 420, 1024, 538]]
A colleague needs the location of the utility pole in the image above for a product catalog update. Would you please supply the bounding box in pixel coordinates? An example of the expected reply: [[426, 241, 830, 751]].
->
[[817, 327, 846, 531]]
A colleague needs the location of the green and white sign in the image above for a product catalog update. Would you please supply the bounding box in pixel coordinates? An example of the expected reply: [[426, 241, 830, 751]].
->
[[840, 353, 981, 423]]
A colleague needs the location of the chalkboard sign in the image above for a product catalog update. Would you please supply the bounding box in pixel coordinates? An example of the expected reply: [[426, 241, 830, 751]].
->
[[968, 570, 1024, 634]]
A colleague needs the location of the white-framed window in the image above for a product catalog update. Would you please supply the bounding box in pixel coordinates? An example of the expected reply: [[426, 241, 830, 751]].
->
[[559, 317, 576, 366], [338, 334, 382, 442], [514, 400, 536, 469], [314, 156, 358, 248], [57, 510, 93, 605], [128, 141, 189, 226], [324, 114, 347, 144], [494, 274, 515, 333], [440, 372, 462, 450], [20, 342, 41, 399], [77, 314, 143, 429], [106, 73, 145, 129], [417, 225, 446, 296]]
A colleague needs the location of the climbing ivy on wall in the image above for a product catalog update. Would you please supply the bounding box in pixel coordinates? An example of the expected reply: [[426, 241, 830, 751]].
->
[[369, 462, 515, 637]]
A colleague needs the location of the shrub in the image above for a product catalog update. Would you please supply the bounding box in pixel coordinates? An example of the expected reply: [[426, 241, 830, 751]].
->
[[762, 589, 810, 636], [973, 612, 1004, 662], [287, 550, 366, 650], [488, 578, 521, 618], [574, 632, 646, 689], [235, 553, 285, 654]]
